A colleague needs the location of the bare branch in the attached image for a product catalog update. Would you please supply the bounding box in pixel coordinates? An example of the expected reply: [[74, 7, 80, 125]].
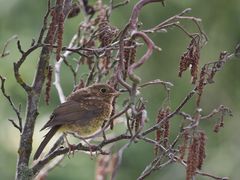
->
[[175, 157, 229, 180], [8, 119, 21, 132], [34, 156, 65, 180], [54, 34, 78, 103], [0, 35, 18, 58], [17, 40, 25, 55], [128, 31, 155, 84], [129, 0, 163, 31], [142, 88, 197, 136], [37, 0, 52, 44], [15, 1, 73, 179], [0, 75, 22, 132]]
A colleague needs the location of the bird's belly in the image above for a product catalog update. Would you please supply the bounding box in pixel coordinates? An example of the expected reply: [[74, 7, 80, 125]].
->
[[59, 104, 112, 137], [59, 116, 109, 137]]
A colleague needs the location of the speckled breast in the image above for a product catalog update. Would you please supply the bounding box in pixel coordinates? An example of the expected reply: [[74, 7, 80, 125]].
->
[[60, 102, 112, 137]]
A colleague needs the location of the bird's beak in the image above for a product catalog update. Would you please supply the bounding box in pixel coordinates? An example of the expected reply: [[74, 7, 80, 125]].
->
[[111, 91, 121, 96]]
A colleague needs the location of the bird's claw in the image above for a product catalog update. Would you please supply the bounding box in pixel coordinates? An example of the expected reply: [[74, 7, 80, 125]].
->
[[67, 144, 76, 158]]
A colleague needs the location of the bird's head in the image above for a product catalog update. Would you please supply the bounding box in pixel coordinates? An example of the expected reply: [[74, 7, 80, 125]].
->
[[69, 83, 120, 103]]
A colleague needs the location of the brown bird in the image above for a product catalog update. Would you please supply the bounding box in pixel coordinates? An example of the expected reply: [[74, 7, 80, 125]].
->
[[34, 83, 119, 160]]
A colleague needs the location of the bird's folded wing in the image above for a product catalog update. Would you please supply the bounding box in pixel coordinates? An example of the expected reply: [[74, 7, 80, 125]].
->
[[41, 100, 104, 130]]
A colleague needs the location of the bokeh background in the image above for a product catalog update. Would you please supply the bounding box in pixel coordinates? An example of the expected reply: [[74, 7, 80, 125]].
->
[[0, 0, 240, 179]]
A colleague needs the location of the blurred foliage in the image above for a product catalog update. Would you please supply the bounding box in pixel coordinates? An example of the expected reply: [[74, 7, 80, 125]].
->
[[0, 0, 240, 179]]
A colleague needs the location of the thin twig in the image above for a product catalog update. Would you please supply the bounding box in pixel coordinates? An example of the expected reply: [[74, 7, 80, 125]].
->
[[0, 35, 18, 58], [37, 0, 52, 44], [142, 88, 197, 136], [0, 75, 22, 132], [176, 157, 229, 180]]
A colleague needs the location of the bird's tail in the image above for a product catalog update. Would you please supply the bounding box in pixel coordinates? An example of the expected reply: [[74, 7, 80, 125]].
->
[[33, 126, 60, 160]]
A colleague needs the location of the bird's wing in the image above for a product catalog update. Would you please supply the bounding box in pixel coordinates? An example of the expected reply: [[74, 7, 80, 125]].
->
[[41, 100, 104, 130]]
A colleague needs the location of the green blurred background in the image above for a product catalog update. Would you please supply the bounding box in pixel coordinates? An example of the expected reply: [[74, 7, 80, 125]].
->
[[0, 0, 240, 179]]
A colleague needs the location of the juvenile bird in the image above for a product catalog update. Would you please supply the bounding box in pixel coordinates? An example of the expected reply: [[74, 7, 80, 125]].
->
[[34, 83, 119, 160]]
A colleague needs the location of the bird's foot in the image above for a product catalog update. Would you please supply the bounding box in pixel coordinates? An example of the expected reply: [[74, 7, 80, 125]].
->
[[63, 133, 76, 158], [88, 144, 94, 159], [67, 143, 76, 158]]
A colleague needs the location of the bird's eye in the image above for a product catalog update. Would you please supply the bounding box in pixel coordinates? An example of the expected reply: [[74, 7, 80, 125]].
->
[[100, 88, 107, 93]]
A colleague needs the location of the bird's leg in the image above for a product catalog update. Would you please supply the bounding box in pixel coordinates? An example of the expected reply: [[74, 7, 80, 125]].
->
[[63, 133, 76, 158], [70, 133, 94, 158], [80, 137, 94, 159]]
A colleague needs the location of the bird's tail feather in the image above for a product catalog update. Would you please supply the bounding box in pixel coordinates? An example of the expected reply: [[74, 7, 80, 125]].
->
[[33, 126, 60, 160]]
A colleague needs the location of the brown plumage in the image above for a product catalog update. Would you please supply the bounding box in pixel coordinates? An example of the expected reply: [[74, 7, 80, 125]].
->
[[34, 83, 119, 160]]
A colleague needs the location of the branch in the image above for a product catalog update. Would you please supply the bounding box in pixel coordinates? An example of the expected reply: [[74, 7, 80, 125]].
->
[[37, 0, 52, 44], [6, 0, 237, 179], [175, 157, 229, 180], [0, 35, 18, 58], [108, 0, 129, 17], [13, 0, 53, 93], [140, 79, 174, 89], [32, 134, 131, 175], [34, 156, 65, 180], [13, 43, 39, 92], [137, 158, 172, 180], [129, 0, 163, 31], [0, 75, 22, 132], [128, 31, 155, 84], [200, 105, 232, 120], [117, 0, 163, 90], [54, 34, 78, 103], [142, 88, 197, 136], [15, 1, 73, 179]]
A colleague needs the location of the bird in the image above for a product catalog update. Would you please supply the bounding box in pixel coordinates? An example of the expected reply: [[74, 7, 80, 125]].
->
[[33, 83, 120, 160]]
